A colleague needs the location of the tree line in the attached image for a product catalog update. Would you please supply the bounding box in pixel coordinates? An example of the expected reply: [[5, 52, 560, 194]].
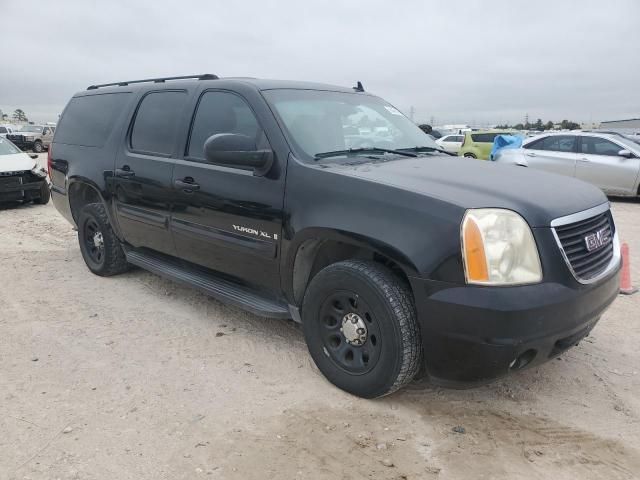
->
[[495, 118, 581, 131], [0, 109, 29, 122]]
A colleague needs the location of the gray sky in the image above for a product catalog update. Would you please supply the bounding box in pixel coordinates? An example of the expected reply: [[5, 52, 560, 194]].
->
[[1, 0, 638, 126]]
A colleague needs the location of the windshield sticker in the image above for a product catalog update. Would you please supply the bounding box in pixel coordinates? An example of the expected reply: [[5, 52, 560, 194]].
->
[[384, 106, 403, 116]]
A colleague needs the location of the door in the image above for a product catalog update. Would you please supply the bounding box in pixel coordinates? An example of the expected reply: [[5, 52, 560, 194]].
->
[[439, 135, 463, 153], [575, 136, 640, 195], [521, 135, 578, 177], [170, 90, 285, 291], [112, 90, 189, 255]]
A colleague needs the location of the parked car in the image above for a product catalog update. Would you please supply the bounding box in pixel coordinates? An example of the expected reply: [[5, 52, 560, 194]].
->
[[0, 136, 50, 204], [6, 124, 55, 153], [50, 74, 620, 398], [435, 134, 464, 153], [458, 130, 514, 159], [0, 125, 16, 138], [494, 132, 640, 197]]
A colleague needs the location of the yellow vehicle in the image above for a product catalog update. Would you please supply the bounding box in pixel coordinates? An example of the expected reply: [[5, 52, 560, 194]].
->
[[459, 130, 514, 160]]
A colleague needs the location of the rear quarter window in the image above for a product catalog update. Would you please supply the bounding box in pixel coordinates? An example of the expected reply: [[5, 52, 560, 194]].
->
[[55, 93, 131, 147]]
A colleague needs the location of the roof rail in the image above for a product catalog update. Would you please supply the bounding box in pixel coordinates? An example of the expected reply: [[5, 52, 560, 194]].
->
[[87, 74, 218, 90]]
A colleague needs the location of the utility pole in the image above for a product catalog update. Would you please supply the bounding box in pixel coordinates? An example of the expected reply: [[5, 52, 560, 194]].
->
[[430, 115, 435, 126], [409, 106, 415, 122], [524, 113, 529, 126]]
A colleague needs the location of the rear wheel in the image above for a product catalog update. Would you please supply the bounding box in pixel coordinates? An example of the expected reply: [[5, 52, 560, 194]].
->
[[78, 203, 129, 276], [302, 260, 422, 398]]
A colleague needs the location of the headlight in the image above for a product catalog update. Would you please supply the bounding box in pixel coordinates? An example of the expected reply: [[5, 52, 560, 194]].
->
[[461, 208, 542, 285], [31, 165, 47, 177]]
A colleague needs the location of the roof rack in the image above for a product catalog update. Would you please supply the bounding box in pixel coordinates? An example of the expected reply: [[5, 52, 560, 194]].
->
[[87, 74, 218, 90]]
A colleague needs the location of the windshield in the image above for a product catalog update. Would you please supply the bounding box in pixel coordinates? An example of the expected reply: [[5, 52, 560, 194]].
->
[[19, 125, 44, 133], [618, 136, 640, 150], [263, 89, 440, 160], [0, 138, 21, 156]]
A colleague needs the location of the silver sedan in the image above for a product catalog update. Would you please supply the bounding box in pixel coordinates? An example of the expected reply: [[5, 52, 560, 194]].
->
[[494, 132, 640, 197]]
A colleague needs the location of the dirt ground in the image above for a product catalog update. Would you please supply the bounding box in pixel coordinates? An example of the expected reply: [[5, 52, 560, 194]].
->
[[1, 161, 639, 479]]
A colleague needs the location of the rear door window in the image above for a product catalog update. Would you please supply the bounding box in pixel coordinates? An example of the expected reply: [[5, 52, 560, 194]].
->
[[580, 136, 622, 156], [130, 91, 188, 156], [526, 135, 576, 153], [55, 93, 131, 147], [471, 133, 501, 143]]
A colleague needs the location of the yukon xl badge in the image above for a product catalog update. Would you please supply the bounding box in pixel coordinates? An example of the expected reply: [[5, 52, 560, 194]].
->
[[584, 227, 611, 252]]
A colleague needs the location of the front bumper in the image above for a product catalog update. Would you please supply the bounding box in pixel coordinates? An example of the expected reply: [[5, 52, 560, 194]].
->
[[7, 140, 35, 150], [410, 263, 620, 387], [0, 175, 47, 202]]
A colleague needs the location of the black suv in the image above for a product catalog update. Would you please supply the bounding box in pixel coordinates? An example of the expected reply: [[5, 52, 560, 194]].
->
[[50, 74, 621, 398]]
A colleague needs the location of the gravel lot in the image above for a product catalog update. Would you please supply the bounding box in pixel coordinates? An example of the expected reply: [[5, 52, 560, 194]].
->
[[1, 157, 639, 479]]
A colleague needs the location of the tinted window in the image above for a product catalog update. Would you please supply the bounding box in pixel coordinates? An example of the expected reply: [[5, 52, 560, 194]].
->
[[55, 93, 130, 147], [0, 127, 6, 134], [471, 133, 502, 143], [188, 91, 261, 159], [451, 135, 463, 142], [580, 136, 622, 156], [131, 91, 187, 156], [527, 135, 576, 153]]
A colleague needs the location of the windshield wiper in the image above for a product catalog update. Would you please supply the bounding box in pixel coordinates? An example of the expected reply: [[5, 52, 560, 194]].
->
[[398, 146, 456, 156], [314, 147, 418, 160]]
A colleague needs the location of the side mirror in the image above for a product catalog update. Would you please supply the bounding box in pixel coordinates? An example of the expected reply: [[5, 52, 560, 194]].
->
[[204, 133, 273, 176], [618, 149, 633, 158]]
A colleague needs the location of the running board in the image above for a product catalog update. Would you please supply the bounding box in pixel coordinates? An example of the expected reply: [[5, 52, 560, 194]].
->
[[125, 249, 291, 319]]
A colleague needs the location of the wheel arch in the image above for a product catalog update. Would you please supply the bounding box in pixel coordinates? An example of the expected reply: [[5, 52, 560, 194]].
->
[[67, 178, 119, 235], [285, 228, 418, 306]]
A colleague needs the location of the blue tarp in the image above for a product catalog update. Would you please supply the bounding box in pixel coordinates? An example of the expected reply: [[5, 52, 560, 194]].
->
[[490, 134, 523, 160]]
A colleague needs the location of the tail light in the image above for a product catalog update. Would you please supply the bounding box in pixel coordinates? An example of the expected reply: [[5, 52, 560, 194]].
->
[[47, 145, 53, 178]]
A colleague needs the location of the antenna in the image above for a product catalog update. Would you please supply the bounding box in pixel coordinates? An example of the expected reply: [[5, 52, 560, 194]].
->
[[353, 81, 364, 92]]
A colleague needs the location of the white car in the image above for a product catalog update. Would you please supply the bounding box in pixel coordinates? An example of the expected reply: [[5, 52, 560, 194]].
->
[[0, 136, 50, 204], [435, 134, 464, 154], [0, 125, 16, 138], [494, 132, 640, 197]]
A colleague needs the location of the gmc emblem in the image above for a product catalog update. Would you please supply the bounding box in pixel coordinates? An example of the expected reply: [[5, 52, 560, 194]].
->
[[584, 228, 611, 252]]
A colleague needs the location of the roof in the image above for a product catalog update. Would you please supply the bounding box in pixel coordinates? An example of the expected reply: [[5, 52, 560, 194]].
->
[[600, 118, 640, 124], [82, 74, 365, 96]]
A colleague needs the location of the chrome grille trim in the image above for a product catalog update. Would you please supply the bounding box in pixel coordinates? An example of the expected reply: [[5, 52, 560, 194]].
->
[[551, 202, 621, 284]]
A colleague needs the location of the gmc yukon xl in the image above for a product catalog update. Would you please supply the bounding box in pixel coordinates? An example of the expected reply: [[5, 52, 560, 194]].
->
[[49, 74, 621, 397]]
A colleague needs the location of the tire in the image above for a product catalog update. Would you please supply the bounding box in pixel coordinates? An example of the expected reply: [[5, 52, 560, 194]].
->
[[463, 153, 476, 158], [32, 141, 43, 153], [33, 182, 50, 205], [78, 202, 129, 276], [301, 260, 422, 398]]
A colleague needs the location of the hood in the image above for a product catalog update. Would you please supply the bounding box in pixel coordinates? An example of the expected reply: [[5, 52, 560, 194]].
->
[[325, 155, 607, 227], [0, 152, 37, 173]]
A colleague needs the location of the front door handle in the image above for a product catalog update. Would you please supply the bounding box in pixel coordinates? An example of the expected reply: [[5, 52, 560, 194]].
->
[[115, 166, 135, 177], [525, 152, 537, 157], [175, 178, 200, 191], [578, 157, 591, 163]]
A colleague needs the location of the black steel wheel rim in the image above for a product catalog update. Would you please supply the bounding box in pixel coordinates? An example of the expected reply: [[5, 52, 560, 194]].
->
[[84, 218, 104, 264], [318, 290, 382, 375]]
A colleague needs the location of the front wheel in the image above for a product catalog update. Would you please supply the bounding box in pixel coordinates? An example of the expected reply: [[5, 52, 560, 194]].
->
[[463, 153, 476, 158], [32, 141, 43, 153], [302, 260, 422, 398], [33, 182, 50, 205], [78, 203, 129, 276]]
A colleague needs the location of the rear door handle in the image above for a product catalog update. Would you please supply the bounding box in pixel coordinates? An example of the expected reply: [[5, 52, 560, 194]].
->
[[175, 178, 200, 191], [115, 166, 135, 177]]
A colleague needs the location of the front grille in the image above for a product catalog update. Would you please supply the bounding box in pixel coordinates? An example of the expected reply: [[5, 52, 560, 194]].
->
[[554, 211, 614, 281]]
